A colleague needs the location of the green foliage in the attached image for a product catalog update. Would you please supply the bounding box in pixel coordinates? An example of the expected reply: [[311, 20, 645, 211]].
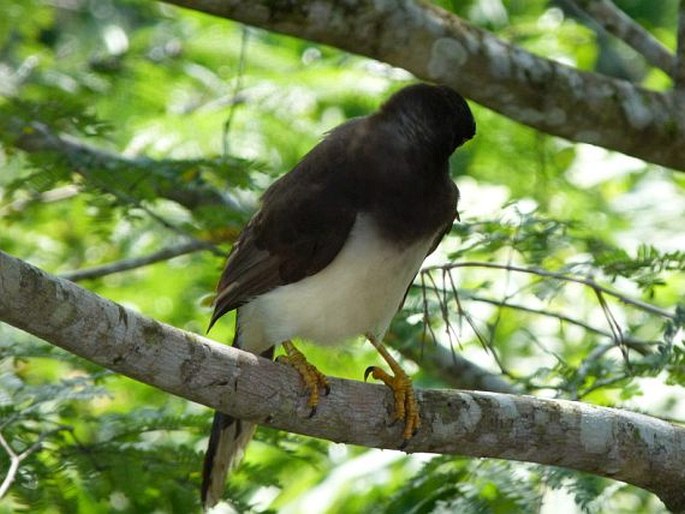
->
[[1, 1, 683, 513]]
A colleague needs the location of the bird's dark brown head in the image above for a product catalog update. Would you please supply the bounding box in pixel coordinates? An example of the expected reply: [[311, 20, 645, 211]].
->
[[378, 83, 476, 158]]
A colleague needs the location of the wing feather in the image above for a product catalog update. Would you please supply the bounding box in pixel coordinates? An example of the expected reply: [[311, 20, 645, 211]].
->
[[208, 121, 363, 329]]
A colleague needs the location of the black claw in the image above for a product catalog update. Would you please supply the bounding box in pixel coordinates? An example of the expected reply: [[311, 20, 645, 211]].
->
[[308, 406, 317, 418], [323, 384, 331, 396], [364, 366, 376, 381], [399, 438, 409, 451]]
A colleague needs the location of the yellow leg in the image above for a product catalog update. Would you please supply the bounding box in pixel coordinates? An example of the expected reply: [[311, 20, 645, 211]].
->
[[278, 340, 330, 416], [364, 333, 420, 442]]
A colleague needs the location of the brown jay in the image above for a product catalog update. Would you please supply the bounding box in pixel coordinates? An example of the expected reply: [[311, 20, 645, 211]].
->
[[202, 83, 476, 508]]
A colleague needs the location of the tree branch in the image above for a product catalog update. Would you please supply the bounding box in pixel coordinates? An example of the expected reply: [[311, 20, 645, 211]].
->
[[390, 331, 521, 394], [461, 292, 656, 351], [676, 1, 685, 99], [159, 0, 685, 171], [568, 0, 676, 76], [8, 118, 247, 220], [59, 240, 212, 282], [429, 261, 676, 320], [1, 250, 684, 511], [0, 428, 68, 499]]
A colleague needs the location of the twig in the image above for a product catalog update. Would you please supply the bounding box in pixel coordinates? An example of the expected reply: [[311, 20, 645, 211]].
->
[[0, 428, 68, 498], [414, 277, 655, 351], [389, 332, 520, 394], [222, 26, 249, 157], [74, 165, 223, 256], [0, 185, 80, 216], [421, 269, 513, 379], [568, 0, 676, 76], [429, 261, 675, 320], [60, 240, 213, 282], [593, 287, 629, 365], [461, 292, 654, 352], [570, 342, 620, 400], [11, 120, 244, 214]]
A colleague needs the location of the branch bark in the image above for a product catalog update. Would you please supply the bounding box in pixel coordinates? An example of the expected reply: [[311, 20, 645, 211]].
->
[[569, 0, 676, 76], [159, 0, 685, 172], [1, 250, 684, 511]]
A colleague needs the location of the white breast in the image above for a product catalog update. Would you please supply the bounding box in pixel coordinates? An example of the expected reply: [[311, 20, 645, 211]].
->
[[237, 213, 435, 353]]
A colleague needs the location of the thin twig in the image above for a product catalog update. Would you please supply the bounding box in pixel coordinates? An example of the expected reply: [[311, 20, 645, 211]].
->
[[76, 165, 222, 256], [414, 279, 656, 352], [0, 185, 80, 216], [429, 270, 511, 378], [429, 261, 675, 320], [593, 287, 629, 365], [223, 26, 250, 157], [570, 342, 619, 400], [60, 240, 213, 282], [568, 0, 676, 76], [0, 428, 68, 498], [419, 272, 440, 348], [464, 292, 653, 351], [11, 120, 244, 214], [426, 271, 458, 354]]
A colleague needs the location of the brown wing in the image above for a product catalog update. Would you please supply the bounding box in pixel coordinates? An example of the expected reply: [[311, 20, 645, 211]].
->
[[208, 121, 362, 330], [396, 179, 459, 313]]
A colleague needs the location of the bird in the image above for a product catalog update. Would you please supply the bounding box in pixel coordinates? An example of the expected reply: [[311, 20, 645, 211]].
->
[[202, 83, 476, 509]]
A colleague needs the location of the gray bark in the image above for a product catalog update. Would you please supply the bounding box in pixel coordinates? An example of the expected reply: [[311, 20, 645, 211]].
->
[[160, 0, 685, 172], [1, 250, 684, 511]]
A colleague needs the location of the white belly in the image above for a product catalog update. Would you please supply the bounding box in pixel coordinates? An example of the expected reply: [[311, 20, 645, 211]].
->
[[237, 213, 435, 353]]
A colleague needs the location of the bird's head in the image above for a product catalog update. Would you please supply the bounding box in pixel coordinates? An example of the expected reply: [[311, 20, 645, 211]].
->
[[378, 83, 476, 158]]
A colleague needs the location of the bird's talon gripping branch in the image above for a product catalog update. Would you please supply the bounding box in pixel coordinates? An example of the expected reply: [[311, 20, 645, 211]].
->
[[365, 333, 421, 442], [202, 85, 475, 507], [278, 340, 330, 416]]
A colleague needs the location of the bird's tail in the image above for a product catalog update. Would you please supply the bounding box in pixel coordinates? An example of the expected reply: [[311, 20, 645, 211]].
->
[[201, 412, 257, 509], [201, 345, 273, 510]]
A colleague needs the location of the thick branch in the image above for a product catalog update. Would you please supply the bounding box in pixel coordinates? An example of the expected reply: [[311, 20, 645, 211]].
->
[[570, 0, 676, 76], [160, 0, 685, 171], [1, 250, 684, 511]]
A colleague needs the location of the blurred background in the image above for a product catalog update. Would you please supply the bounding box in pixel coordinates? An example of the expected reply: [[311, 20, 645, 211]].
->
[[1, 0, 684, 512]]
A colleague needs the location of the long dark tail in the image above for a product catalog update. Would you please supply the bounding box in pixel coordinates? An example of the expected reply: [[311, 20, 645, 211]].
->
[[201, 413, 256, 509], [201, 347, 274, 510]]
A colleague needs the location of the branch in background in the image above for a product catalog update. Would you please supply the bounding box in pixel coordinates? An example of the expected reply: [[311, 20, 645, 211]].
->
[[60, 240, 213, 282], [160, 0, 685, 171], [568, 0, 676, 76], [389, 331, 521, 394], [572, 342, 625, 400], [0, 428, 69, 499], [0, 185, 79, 216], [430, 261, 675, 320], [461, 292, 656, 352], [1, 250, 684, 511], [676, 1, 685, 98], [9, 119, 246, 219]]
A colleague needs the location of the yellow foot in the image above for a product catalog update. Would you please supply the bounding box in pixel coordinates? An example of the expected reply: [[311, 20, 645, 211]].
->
[[278, 340, 330, 417], [364, 333, 420, 444]]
